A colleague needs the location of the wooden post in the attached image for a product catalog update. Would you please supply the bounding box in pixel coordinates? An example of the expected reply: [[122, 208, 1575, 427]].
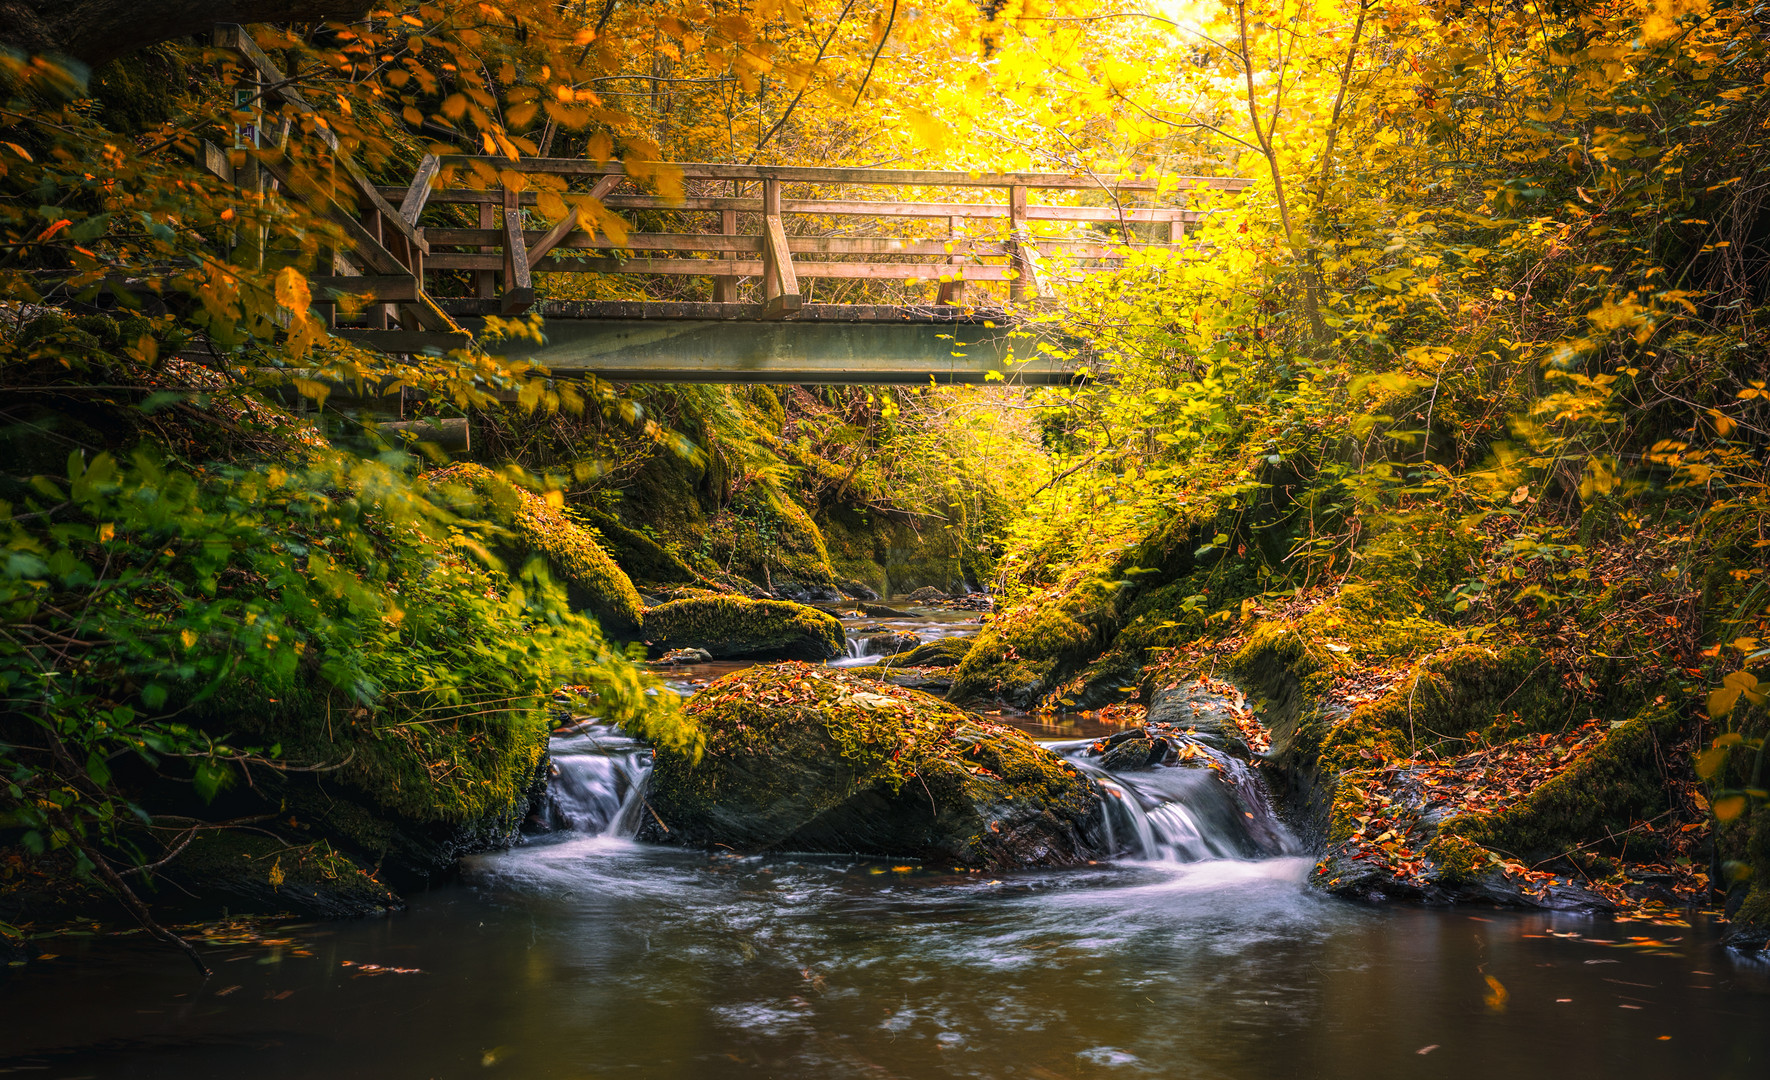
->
[[1169, 216, 1186, 246], [937, 214, 966, 306], [476, 202, 496, 300], [761, 177, 800, 318], [713, 179, 739, 303], [1008, 184, 1029, 303], [500, 185, 535, 315]]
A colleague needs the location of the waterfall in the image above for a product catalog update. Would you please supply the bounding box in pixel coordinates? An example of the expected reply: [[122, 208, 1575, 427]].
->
[[534, 723, 1292, 864], [1052, 737, 1294, 864], [537, 727, 655, 838]]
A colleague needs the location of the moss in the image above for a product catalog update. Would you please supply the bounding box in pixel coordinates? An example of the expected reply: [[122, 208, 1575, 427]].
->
[[881, 635, 976, 668], [1442, 704, 1685, 862], [1322, 644, 1561, 767], [645, 663, 1101, 867], [163, 831, 400, 918], [643, 595, 844, 660], [1423, 833, 1493, 887], [581, 509, 696, 585], [947, 592, 1108, 708], [818, 505, 967, 597], [425, 463, 645, 638]]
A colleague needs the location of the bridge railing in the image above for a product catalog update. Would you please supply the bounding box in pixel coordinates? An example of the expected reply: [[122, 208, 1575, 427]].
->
[[382, 158, 1250, 320], [208, 21, 1249, 365]]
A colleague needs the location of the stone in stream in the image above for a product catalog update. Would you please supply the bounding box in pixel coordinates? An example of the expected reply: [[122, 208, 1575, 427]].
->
[[880, 634, 975, 669], [643, 595, 844, 661], [904, 586, 950, 602], [642, 663, 1106, 869], [852, 630, 921, 657]]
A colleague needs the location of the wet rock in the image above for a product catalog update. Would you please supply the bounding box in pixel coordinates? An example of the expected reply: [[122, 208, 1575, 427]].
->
[[1100, 735, 1165, 773], [1145, 682, 1255, 758], [773, 581, 845, 604], [163, 831, 404, 920], [881, 634, 975, 668], [905, 586, 950, 602], [643, 663, 1106, 869], [860, 602, 912, 617], [852, 630, 921, 657], [839, 580, 881, 601], [644, 596, 844, 661], [657, 647, 713, 665]]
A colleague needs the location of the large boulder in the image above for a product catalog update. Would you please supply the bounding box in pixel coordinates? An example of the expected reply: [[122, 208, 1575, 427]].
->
[[425, 463, 646, 639], [644, 596, 844, 661], [643, 663, 1106, 868]]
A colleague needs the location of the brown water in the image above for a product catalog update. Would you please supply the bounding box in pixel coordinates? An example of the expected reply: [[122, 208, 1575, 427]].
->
[[1, 850, 1766, 1079], [3, 605, 1768, 1078]]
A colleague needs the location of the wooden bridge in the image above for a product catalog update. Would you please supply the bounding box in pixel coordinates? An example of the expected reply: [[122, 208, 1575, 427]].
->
[[212, 25, 1251, 386]]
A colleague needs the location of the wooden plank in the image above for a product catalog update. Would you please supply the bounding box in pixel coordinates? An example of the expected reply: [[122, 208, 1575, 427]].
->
[[435, 156, 1249, 191], [198, 140, 234, 183], [400, 154, 441, 228], [311, 275, 421, 302], [424, 228, 1148, 260], [937, 215, 965, 307], [526, 206, 580, 268], [336, 328, 472, 353], [713, 183, 739, 303], [428, 253, 1023, 278], [393, 187, 1208, 223], [501, 196, 535, 315]]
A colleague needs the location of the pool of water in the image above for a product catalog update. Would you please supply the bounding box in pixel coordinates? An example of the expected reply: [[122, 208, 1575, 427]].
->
[[2, 844, 1766, 1079]]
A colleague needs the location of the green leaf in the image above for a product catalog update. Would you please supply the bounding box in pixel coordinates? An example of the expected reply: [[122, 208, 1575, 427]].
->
[[192, 761, 232, 803]]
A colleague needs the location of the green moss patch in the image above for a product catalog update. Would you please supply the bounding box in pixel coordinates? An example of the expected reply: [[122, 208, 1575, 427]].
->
[[643, 595, 844, 660], [425, 463, 645, 638]]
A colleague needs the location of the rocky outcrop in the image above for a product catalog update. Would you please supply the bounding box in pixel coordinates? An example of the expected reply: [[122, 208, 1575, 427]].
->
[[643, 663, 1106, 868], [643, 596, 844, 661], [425, 463, 646, 639]]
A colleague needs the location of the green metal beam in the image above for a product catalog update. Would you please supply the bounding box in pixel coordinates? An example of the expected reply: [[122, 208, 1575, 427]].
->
[[444, 303, 1088, 385]]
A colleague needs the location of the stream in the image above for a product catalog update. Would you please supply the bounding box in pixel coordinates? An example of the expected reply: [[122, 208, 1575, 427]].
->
[[2, 605, 1767, 1078]]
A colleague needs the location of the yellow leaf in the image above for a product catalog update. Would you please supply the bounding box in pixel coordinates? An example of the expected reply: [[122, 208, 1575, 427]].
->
[[1695, 745, 1729, 780], [96, 522, 114, 542], [181, 628, 198, 649], [274, 266, 310, 315], [1483, 975, 1508, 1012], [1713, 794, 1747, 823]]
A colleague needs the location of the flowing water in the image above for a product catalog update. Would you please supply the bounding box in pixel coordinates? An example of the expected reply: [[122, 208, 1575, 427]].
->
[[3, 605, 1768, 1078]]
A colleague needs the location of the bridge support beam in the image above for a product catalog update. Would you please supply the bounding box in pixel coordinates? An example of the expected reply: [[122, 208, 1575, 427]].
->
[[455, 309, 1086, 385]]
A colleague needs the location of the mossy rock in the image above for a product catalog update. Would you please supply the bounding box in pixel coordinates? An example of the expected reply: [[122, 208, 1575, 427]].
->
[[948, 590, 1110, 708], [1443, 704, 1687, 863], [582, 510, 697, 585], [643, 595, 844, 661], [880, 634, 976, 668], [160, 831, 401, 919], [425, 463, 645, 639], [643, 663, 1104, 868]]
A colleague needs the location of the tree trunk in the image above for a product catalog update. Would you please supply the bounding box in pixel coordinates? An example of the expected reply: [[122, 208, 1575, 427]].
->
[[0, 0, 373, 68]]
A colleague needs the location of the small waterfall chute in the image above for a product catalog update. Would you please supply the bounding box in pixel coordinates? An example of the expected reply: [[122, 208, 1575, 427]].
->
[[538, 726, 655, 838]]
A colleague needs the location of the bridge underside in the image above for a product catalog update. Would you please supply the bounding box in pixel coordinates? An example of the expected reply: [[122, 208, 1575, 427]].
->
[[430, 301, 1088, 384]]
